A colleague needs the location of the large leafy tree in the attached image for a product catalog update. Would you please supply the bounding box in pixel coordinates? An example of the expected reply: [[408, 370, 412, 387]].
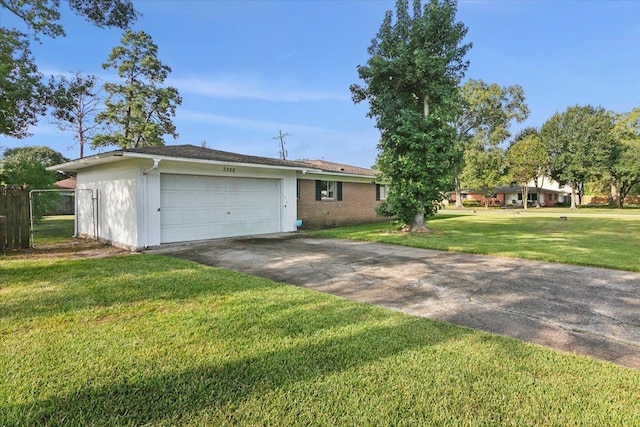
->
[[0, 0, 138, 138], [93, 30, 182, 149], [452, 79, 529, 207], [504, 133, 548, 209], [0, 146, 68, 188], [0, 28, 50, 138], [611, 108, 640, 207], [51, 73, 104, 158], [541, 105, 614, 208], [351, 0, 471, 230]]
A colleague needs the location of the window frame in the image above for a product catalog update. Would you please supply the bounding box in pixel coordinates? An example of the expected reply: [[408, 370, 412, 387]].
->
[[321, 180, 337, 200]]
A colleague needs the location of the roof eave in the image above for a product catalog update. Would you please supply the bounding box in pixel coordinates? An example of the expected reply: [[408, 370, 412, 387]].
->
[[48, 151, 321, 173], [300, 170, 378, 180]]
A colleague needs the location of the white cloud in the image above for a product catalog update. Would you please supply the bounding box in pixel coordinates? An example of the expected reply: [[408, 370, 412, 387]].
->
[[177, 110, 333, 133], [169, 76, 348, 102], [41, 68, 347, 102]]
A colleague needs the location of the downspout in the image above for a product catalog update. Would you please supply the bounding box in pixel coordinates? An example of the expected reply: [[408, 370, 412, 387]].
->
[[142, 159, 161, 249], [143, 159, 161, 175]]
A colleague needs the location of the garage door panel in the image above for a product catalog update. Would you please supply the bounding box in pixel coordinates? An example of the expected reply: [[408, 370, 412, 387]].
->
[[160, 174, 282, 243]]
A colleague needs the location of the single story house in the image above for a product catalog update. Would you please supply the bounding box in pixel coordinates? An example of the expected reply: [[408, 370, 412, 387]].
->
[[450, 178, 571, 207], [49, 145, 387, 250]]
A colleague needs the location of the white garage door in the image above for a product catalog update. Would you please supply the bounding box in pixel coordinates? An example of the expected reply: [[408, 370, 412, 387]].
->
[[160, 174, 282, 243]]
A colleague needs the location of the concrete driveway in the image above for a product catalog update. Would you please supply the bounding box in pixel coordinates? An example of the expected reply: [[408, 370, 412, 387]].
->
[[151, 233, 640, 370]]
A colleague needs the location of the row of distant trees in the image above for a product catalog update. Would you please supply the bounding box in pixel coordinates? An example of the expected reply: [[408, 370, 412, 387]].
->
[[1, 0, 181, 161], [453, 83, 640, 209]]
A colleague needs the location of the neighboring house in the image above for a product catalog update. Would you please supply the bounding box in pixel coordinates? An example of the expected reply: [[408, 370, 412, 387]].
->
[[450, 178, 571, 207], [48, 145, 385, 250], [497, 177, 572, 206], [54, 177, 76, 189], [449, 190, 503, 206]]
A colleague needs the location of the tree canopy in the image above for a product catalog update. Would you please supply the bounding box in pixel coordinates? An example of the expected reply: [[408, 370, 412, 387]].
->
[[0, 0, 138, 138], [0, 146, 67, 188], [351, 0, 471, 230], [504, 133, 548, 209], [611, 108, 640, 207], [452, 79, 529, 207], [93, 30, 182, 149], [541, 105, 614, 208], [51, 73, 104, 158], [0, 28, 49, 138], [459, 139, 504, 208]]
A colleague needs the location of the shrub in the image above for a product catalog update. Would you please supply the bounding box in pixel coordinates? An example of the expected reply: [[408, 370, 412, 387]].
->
[[462, 200, 482, 207]]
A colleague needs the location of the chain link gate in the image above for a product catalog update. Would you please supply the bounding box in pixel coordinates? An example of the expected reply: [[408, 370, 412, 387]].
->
[[29, 189, 97, 247]]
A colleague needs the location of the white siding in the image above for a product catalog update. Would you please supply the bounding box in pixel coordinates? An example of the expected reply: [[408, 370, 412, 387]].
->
[[76, 161, 141, 248]]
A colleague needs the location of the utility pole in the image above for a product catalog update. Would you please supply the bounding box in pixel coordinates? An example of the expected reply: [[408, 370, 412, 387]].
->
[[273, 130, 289, 160]]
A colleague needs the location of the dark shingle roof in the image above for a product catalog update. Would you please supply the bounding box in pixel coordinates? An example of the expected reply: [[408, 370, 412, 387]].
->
[[298, 159, 376, 177], [121, 145, 313, 169]]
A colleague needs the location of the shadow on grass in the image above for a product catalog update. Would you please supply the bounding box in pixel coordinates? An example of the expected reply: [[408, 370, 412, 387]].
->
[[0, 256, 281, 320], [2, 317, 473, 426]]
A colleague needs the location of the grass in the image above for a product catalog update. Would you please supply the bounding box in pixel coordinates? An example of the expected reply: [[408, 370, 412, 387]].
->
[[31, 215, 75, 246], [309, 210, 640, 272], [1, 255, 640, 426]]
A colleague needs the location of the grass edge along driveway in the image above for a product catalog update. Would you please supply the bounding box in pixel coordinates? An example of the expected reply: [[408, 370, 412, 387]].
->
[[2, 254, 640, 426], [309, 211, 640, 272]]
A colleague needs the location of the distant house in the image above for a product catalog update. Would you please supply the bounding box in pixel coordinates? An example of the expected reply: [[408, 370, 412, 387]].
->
[[48, 145, 386, 250], [54, 177, 76, 189], [450, 177, 572, 207]]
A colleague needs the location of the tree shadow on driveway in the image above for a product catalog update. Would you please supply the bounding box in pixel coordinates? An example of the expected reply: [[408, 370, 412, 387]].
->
[[154, 233, 640, 370]]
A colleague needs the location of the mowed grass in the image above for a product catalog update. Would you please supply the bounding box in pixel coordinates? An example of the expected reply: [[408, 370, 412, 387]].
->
[[31, 215, 75, 246], [2, 255, 640, 426], [310, 211, 640, 272]]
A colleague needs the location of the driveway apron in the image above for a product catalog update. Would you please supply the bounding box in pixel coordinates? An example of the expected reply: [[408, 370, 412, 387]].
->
[[151, 233, 640, 370]]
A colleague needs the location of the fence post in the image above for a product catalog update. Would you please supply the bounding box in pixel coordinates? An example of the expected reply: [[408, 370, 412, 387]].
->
[[0, 215, 6, 253], [20, 190, 30, 248]]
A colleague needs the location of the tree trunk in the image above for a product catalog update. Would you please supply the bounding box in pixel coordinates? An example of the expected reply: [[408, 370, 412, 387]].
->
[[423, 94, 430, 118], [535, 176, 544, 207], [454, 177, 463, 208], [522, 186, 528, 210], [570, 187, 577, 209], [610, 174, 618, 206], [409, 201, 430, 232], [577, 182, 583, 206]]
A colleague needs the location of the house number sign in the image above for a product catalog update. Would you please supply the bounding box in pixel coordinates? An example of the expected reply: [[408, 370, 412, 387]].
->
[[222, 167, 236, 173]]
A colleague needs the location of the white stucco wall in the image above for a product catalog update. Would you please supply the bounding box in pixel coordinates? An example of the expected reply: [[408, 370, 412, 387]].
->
[[76, 160, 141, 249]]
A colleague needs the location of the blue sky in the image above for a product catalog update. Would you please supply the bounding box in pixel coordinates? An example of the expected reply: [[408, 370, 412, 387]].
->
[[2, 0, 639, 168]]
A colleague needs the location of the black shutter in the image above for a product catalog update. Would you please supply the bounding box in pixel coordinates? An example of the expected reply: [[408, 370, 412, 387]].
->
[[337, 182, 343, 201], [315, 180, 322, 201], [376, 184, 380, 201]]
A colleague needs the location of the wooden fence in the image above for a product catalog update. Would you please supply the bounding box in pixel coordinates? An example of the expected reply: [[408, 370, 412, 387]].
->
[[0, 186, 30, 249]]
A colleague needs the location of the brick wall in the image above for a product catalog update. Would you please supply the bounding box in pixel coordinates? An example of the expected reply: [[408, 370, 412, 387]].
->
[[296, 179, 384, 228]]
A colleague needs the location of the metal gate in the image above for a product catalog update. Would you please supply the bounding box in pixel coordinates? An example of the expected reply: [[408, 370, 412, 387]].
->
[[29, 189, 97, 247]]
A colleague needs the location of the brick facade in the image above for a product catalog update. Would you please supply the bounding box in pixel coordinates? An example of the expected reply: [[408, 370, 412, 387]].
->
[[296, 179, 384, 228]]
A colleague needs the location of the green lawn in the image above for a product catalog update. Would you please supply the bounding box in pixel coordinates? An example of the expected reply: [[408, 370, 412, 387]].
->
[[31, 215, 75, 246], [1, 255, 639, 426], [310, 211, 640, 272]]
